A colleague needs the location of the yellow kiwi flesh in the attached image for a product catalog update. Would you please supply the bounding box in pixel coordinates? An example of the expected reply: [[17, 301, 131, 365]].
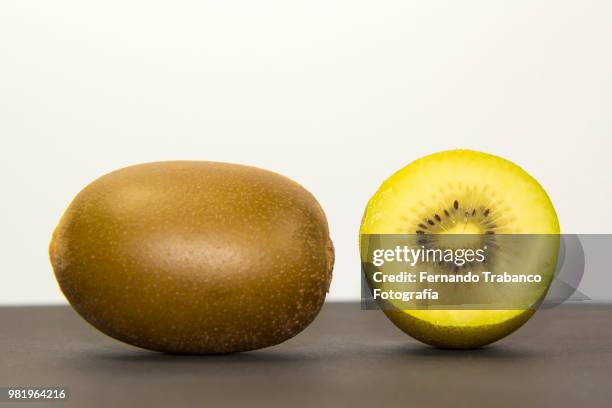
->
[[50, 161, 334, 354], [360, 150, 559, 348]]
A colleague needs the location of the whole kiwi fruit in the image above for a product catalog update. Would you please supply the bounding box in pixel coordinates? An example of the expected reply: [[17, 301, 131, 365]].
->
[[50, 161, 334, 354]]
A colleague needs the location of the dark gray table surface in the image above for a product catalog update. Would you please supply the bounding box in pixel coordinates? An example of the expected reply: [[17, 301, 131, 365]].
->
[[1, 302, 611, 407]]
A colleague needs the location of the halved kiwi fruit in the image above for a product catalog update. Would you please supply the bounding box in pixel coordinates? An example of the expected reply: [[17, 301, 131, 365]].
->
[[360, 150, 560, 348]]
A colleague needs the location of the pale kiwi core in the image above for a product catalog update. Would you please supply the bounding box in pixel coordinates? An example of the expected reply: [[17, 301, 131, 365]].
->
[[360, 150, 560, 348]]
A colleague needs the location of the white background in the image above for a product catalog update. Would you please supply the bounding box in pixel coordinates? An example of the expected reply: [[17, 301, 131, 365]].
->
[[1, 1, 611, 304]]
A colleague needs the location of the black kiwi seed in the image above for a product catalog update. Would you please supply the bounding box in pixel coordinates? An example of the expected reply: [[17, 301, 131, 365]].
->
[[415, 201, 498, 237]]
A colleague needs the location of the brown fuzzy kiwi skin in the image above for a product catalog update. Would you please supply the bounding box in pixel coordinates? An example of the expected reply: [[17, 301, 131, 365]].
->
[[50, 161, 334, 354]]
